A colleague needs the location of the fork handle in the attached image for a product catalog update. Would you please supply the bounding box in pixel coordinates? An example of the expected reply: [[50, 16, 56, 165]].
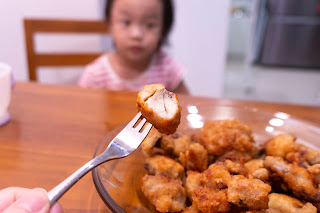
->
[[48, 155, 107, 207]]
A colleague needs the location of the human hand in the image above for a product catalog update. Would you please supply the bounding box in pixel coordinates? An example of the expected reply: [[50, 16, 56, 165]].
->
[[0, 187, 63, 213]]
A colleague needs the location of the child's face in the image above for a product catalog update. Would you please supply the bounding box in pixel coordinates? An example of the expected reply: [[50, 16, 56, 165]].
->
[[110, 0, 163, 63]]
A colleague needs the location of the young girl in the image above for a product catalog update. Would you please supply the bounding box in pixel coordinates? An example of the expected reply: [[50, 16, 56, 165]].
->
[[78, 0, 189, 94]]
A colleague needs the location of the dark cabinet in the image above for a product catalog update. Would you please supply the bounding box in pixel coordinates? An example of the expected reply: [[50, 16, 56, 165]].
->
[[257, 0, 320, 68]]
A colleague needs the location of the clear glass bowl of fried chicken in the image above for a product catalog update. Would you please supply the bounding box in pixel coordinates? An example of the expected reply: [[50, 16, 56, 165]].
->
[[92, 104, 320, 213]]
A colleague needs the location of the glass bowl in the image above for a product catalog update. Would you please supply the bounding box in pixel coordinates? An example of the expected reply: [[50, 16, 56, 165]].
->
[[92, 104, 320, 212]]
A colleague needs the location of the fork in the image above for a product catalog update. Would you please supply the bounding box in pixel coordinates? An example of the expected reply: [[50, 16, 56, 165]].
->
[[48, 112, 152, 206]]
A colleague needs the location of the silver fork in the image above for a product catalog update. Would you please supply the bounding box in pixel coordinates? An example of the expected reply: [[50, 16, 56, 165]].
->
[[48, 112, 152, 206]]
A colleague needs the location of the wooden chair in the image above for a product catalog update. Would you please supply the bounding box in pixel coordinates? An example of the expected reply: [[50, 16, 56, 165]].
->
[[24, 19, 108, 81]]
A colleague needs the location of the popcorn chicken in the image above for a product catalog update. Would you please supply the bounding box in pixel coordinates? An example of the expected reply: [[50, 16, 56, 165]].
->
[[144, 155, 185, 179], [265, 134, 297, 158], [227, 175, 271, 210], [179, 143, 208, 172], [199, 119, 255, 156], [200, 163, 231, 190], [161, 133, 193, 157], [268, 193, 317, 213], [192, 187, 230, 213], [141, 118, 320, 212], [141, 174, 186, 212], [185, 171, 202, 200], [137, 84, 181, 135], [245, 159, 269, 181], [264, 156, 320, 202]]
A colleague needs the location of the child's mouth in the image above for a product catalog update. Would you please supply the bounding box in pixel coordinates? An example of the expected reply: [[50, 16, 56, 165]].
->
[[130, 46, 142, 53]]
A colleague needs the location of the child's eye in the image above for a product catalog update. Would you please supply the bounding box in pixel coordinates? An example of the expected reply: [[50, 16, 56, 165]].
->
[[145, 23, 155, 29], [121, 19, 130, 26]]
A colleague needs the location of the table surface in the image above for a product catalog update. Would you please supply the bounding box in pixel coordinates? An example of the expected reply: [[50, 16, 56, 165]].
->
[[1, 82, 320, 212]]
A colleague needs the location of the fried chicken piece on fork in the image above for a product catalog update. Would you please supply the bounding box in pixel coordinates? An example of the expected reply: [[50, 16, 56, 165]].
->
[[137, 84, 181, 135]]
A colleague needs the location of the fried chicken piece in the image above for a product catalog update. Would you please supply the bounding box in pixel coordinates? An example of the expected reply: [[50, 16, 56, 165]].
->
[[225, 159, 243, 174], [284, 144, 320, 168], [286, 152, 310, 168], [265, 134, 297, 158], [141, 128, 164, 156], [141, 174, 186, 212], [137, 84, 181, 135], [245, 159, 269, 181], [141, 130, 193, 158], [264, 156, 320, 202], [192, 187, 230, 213], [199, 119, 255, 156], [267, 193, 317, 213], [227, 175, 271, 210], [185, 171, 202, 200], [311, 202, 320, 212], [308, 164, 320, 187], [297, 144, 320, 165], [200, 163, 231, 190], [161, 133, 193, 157], [183, 203, 200, 213], [144, 155, 185, 179], [179, 143, 208, 172], [216, 150, 254, 164]]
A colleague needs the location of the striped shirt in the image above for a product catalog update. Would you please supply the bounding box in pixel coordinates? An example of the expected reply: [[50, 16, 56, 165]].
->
[[78, 51, 186, 91]]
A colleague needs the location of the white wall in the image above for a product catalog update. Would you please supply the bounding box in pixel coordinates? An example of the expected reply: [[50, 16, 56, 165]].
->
[[171, 0, 231, 97], [0, 0, 101, 83], [0, 0, 230, 97]]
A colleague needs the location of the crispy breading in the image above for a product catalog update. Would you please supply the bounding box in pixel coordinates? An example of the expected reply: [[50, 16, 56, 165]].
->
[[192, 187, 230, 213], [183, 203, 200, 213], [297, 144, 320, 165], [227, 175, 271, 210], [185, 171, 203, 200], [265, 134, 297, 158], [284, 144, 320, 168], [141, 174, 186, 212], [179, 143, 208, 172], [216, 150, 254, 164], [161, 133, 193, 157], [141, 128, 164, 156], [200, 163, 231, 190], [268, 193, 317, 213], [224, 159, 245, 175], [245, 159, 269, 181], [141, 130, 193, 158], [137, 84, 181, 135], [264, 156, 320, 202], [144, 155, 185, 179], [199, 119, 255, 156], [308, 164, 320, 187], [286, 151, 310, 168]]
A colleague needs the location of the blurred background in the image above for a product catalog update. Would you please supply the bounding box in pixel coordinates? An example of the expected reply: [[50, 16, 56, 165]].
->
[[0, 0, 320, 106]]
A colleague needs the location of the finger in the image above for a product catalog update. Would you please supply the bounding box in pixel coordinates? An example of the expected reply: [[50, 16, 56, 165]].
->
[[49, 202, 64, 213], [0, 187, 30, 212], [2, 188, 50, 213]]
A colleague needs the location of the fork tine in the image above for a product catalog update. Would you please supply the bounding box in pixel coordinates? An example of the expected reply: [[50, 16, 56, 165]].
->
[[126, 112, 142, 128], [142, 123, 153, 135], [135, 118, 147, 131]]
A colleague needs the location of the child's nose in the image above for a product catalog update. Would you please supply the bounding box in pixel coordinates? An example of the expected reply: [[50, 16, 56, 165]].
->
[[130, 25, 143, 39]]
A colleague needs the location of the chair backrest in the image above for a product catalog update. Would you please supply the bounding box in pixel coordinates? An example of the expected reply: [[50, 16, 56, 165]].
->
[[24, 19, 108, 81]]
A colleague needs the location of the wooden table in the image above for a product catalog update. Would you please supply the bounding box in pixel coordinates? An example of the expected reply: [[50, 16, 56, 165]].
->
[[1, 82, 319, 212]]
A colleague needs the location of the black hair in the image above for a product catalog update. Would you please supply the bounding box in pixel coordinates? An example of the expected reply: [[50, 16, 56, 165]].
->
[[105, 0, 174, 48]]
